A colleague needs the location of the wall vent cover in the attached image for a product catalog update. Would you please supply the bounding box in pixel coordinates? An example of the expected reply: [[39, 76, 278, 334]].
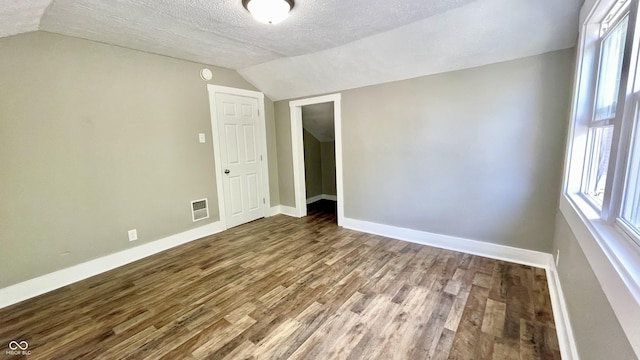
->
[[191, 198, 209, 222]]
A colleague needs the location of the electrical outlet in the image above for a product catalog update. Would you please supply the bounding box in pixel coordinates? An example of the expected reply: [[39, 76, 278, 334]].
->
[[555, 249, 560, 267], [128, 229, 138, 242]]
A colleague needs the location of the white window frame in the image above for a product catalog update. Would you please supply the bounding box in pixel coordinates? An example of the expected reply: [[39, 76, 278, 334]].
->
[[580, 5, 631, 214], [563, 0, 640, 355]]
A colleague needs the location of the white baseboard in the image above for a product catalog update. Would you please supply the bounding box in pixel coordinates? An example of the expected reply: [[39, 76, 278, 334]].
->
[[267, 206, 281, 217], [306, 194, 338, 204], [342, 217, 550, 268], [306, 195, 323, 204], [322, 194, 337, 201], [279, 205, 298, 217], [268, 205, 299, 217], [546, 259, 580, 360], [0, 221, 224, 309]]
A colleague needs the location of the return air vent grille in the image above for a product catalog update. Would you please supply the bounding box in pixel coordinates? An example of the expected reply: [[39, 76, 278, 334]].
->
[[191, 198, 209, 222]]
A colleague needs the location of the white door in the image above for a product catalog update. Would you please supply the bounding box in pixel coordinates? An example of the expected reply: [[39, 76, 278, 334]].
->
[[216, 93, 265, 228]]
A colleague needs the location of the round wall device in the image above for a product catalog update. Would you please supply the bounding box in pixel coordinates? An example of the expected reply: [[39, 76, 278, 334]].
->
[[200, 68, 213, 81]]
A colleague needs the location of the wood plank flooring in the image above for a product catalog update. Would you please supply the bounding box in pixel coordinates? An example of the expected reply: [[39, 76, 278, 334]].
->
[[0, 201, 560, 359]]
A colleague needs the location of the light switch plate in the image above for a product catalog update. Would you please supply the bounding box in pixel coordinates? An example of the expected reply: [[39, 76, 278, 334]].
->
[[199, 133, 206, 143]]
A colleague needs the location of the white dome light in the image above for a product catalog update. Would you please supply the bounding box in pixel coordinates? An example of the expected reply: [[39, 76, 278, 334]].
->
[[244, 0, 293, 25]]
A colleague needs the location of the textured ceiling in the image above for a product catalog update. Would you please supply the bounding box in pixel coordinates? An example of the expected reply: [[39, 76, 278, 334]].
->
[[33, 0, 478, 69], [0, 0, 53, 37], [240, 0, 583, 100], [0, 0, 582, 101], [303, 102, 335, 142]]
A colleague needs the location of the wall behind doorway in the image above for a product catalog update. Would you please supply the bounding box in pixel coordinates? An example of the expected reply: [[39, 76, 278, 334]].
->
[[321, 141, 337, 197], [303, 129, 323, 199], [303, 130, 337, 201]]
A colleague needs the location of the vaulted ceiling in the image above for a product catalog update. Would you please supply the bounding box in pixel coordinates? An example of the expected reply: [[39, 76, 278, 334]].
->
[[1, 0, 582, 101]]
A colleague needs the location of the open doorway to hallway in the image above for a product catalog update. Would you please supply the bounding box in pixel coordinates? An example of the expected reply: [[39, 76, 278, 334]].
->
[[302, 102, 337, 222], [289, 93, 344, 224]]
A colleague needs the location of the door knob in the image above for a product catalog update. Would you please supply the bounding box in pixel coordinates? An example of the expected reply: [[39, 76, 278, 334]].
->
[[224, 169, 230, 174]]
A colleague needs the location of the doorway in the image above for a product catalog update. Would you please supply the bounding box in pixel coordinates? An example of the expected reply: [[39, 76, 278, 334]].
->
[[302, 103, 337, 222], [289, 94, 344, 225], [207, 85, 270, 230]]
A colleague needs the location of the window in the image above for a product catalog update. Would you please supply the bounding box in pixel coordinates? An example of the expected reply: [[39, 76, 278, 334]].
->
[[571, 0, 640, 245], [582, 13, 628, 206], [594, 16, 627, 122], [620, 88, 640, 243], [564, 0, 640, 350], [618, 10, 640, 244], [583, 126, 615, 204]]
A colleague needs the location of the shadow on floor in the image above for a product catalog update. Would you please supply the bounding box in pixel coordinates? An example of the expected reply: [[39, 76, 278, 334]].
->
[[306, 199, 336, 223]]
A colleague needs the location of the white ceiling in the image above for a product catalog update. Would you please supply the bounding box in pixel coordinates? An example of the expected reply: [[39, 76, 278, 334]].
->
[[0, 0, 53, 38], [0, 0, 582, 101], [303, 102, 335, 142], [240, 0, 583, 100]]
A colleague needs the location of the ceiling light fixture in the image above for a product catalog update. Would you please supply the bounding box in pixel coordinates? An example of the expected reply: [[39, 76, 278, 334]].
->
[[243, 0, 294, 25]]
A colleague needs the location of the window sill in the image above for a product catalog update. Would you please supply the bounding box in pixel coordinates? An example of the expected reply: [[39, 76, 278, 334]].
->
[[560, 194, 640, 355]]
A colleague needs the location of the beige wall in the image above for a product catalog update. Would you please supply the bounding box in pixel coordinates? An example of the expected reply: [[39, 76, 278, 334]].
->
[[303, 131, 336, 199], [264, 99, 280, 206], [303, 130, 323, 198], [275, 100, 295, 206], [321, 141, 336, 196], [553, 213, 636, 360], [275, 49, 573, 252], [0, 31, 278, 287]]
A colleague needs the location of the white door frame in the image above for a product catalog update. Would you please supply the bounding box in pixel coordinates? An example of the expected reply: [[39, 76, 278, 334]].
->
[[207, 85, 271, 230], [289, 93, 344, 225]]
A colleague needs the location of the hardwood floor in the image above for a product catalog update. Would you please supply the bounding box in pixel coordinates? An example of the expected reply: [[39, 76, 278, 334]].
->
[[0, 201, 560, 359]]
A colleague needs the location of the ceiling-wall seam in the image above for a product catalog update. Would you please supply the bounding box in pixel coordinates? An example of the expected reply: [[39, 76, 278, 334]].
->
[[38, 0, 59, 30]]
